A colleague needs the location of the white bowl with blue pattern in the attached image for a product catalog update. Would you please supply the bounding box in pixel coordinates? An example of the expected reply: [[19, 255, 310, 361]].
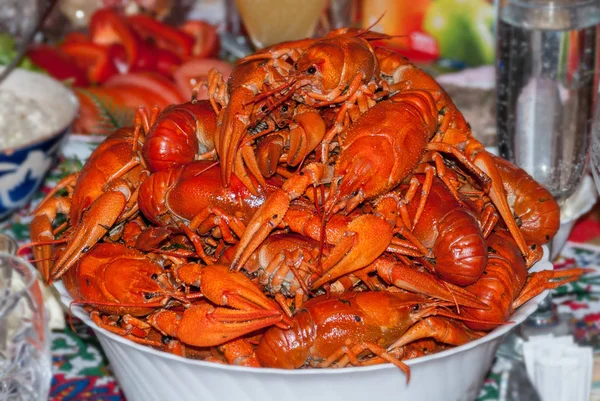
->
[[0, 67, 78, 220]]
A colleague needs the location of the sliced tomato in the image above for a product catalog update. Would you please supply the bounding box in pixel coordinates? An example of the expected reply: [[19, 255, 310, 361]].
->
[[108, 41, 157, 74], [104, 72, 186, 105], [172, 58, 233, 100], [107, 43, 128, 73], [131, 39, 158, 73], [180, 20, 219, 59], [127, 14, 194, 59], [104, 83, 177, 110], [59, 41, 118, 84], [89, 8, 141, 71], [27, 45, 89, 87]]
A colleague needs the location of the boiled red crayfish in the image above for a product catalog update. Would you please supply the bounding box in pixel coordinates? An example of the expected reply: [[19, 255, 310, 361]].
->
[[26, 27, 586, 375], [30, 115, 148, 284], [255, 291, 486, 381]]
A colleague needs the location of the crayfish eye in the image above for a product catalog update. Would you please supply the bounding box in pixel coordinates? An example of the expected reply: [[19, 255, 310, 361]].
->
[[306, 66, 317, 75], [412, 304, 420, 312], [281, 104, 289, 112]]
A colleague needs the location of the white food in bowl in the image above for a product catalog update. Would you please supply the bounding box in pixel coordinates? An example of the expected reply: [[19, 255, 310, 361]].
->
[[53, 247, 552, 401], [0, 89, 59, 149], [0, 66, 79, 151]]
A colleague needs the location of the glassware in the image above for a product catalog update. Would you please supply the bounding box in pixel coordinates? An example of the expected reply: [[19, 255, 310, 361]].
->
[[0, 0, 55, 83], [234, 0, 328, 49], [0, 0, 41, 42], [0, 253, 51, 401], [495, 0, 600, 337], [496, 0, 600, 205]]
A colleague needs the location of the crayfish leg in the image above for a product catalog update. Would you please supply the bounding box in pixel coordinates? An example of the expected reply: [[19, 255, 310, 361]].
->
[[387, 316, 484, 352], [319, 342, 411, 383], [513, 268, 592, 309], [50, 190, 128, 282]]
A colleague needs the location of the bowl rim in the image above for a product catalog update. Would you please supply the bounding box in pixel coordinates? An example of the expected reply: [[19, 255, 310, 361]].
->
[[53, 246, 552, 375], [0, 66, 79, 153]]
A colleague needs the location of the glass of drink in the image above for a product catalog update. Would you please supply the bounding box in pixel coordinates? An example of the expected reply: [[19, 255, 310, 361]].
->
[[495, 0, 600, 337], [233, 0, 328, 49], [496, 0, 600, 205], [0, 253, 51, 401]]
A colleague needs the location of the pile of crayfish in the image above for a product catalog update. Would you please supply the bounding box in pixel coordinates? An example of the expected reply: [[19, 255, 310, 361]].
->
[[27, 27, 587, 379]]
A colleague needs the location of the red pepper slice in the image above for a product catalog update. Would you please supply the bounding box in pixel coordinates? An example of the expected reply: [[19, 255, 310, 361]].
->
[[180, 20, 219, 59], [127, 14, 194, 59], [27, 45, 89, 87], [155, 48, 182, 78], [59, 41, 118, 84], [89, 8, 140, 71], [108, 40, 158, 74], [62, 31, 90, 44]]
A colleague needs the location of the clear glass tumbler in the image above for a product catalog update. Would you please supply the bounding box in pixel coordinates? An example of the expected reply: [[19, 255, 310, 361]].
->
[[495, 0, 600, 337], [496, 0, 600, 205], [0, 253, 51, 401]]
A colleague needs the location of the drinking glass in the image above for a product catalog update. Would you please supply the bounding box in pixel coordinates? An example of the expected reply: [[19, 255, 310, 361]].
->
[[495, 0, 600, 337], [0, 0, 57, 84], [496, 0, 600, 205], [233, 0, 328, 49], [0, 0, 41, 41], [0, 253, 51, 401]]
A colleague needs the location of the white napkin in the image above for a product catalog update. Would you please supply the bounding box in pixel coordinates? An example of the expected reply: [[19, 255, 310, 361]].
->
[[523, 334, 593, 401]]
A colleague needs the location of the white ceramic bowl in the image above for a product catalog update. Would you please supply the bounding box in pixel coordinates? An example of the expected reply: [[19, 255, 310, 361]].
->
[[54, 247, 552, 401], [0, 67, 78, 219]]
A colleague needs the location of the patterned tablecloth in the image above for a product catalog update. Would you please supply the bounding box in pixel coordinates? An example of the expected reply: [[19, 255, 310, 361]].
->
[[4, 135, 600, 401]]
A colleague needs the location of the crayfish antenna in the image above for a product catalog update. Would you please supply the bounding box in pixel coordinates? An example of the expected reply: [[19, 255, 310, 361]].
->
[[17, 238, 68, 255]]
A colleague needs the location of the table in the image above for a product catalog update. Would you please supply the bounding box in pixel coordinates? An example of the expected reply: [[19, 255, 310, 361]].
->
[[4, 134, 600, 401]]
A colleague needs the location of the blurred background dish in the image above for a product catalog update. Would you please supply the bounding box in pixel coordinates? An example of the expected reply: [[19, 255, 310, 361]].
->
[[0, 66, 78, 220], [436, 65, 497, 147]]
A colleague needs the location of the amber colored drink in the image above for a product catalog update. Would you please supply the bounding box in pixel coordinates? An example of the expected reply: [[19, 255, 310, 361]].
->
[[235, 0, 327, 49]]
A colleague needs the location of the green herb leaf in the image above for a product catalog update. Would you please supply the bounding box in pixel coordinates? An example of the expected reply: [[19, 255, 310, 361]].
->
[[81, 89, 135, 135]]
